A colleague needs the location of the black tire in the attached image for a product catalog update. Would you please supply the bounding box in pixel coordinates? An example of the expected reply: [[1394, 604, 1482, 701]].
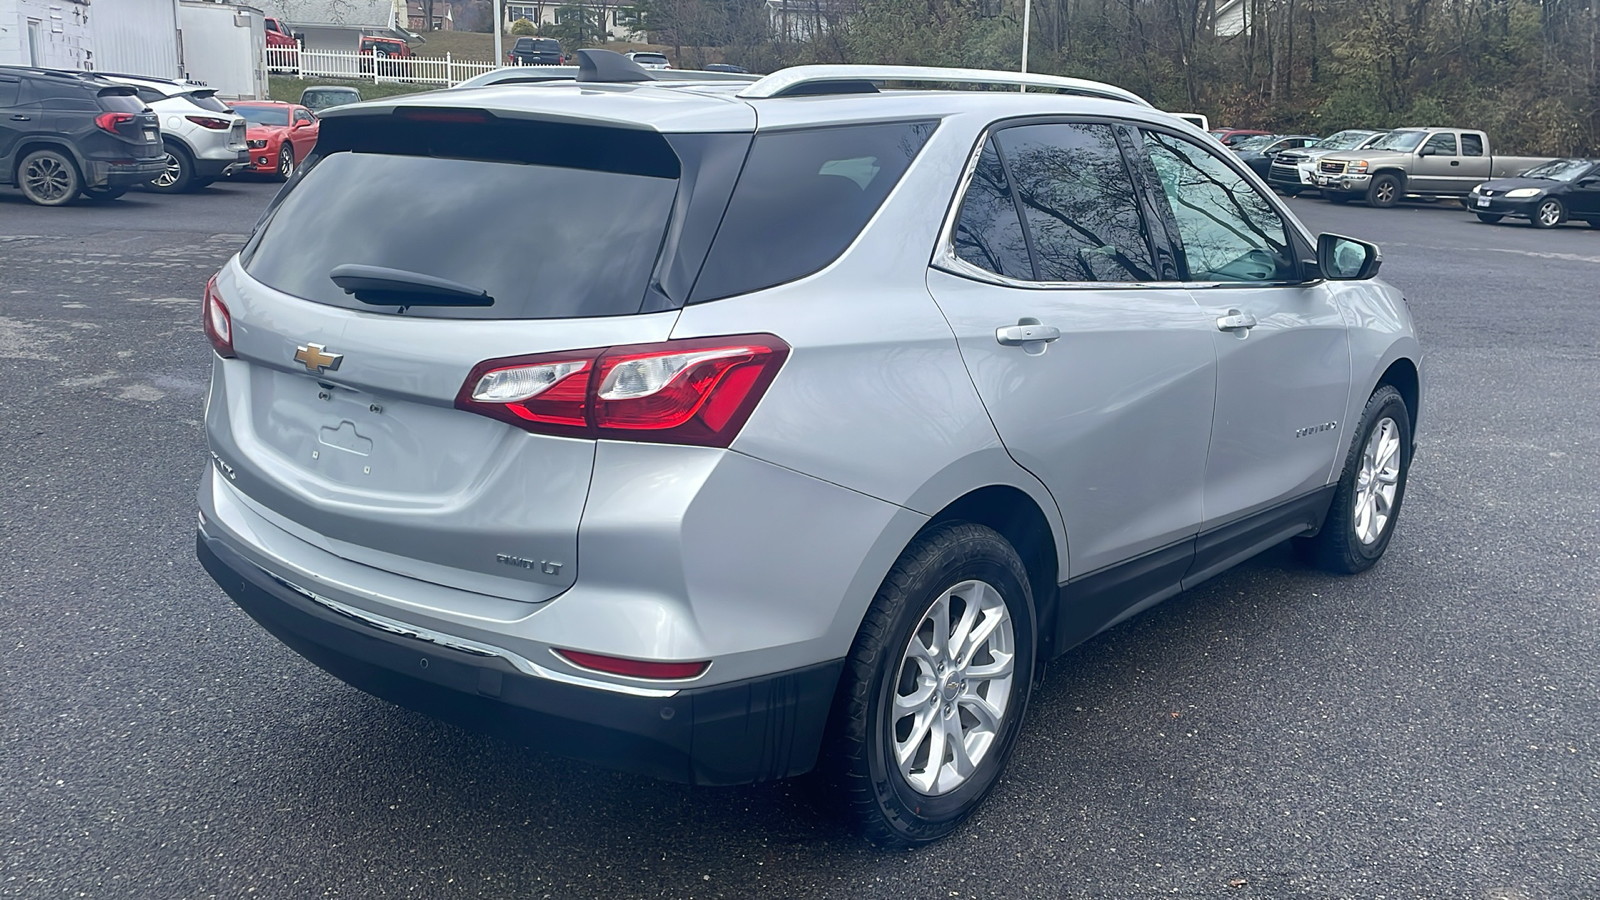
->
[[1326, 192, 1352, 205], [1295, 385, 1412, 574], [825, 522, 1036, 848], [148, 142, 196, 193], [1531, 197, 1564, 229], [276, 143, 294, 181], [1367, 173, 1402, 208], [17, 149, 82, 206], [82, 186, 127, 202], [1475, 213, 1504, 224]]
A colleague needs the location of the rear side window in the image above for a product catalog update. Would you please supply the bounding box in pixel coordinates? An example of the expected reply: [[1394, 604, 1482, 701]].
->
[[0, 78, 19, 108], [690, 121, 936, 302], [1461, 133, 1484, 157], [952, 139, 1031, 279], [994, 123, 1155, 282], [242, 116, 682, 320]]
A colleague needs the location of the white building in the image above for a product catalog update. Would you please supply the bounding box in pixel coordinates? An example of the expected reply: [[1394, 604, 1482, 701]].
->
[[504, 2, 646, 43], [0, 0, 93, 68]]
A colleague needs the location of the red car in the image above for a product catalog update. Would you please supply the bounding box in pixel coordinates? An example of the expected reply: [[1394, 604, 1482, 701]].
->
[[264, 16, 297, 48], [230, 101, 319, 180]]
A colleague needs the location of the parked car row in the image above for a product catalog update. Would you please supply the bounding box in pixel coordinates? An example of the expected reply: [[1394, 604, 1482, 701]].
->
[[1, 65, 351, 207]]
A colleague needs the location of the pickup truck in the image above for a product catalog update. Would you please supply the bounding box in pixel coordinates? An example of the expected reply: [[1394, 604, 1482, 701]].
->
[[1315, 128, 1556, 208]]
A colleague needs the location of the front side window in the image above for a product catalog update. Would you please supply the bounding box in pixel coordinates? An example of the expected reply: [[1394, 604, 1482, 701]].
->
[[951, 139, 1031, 279], [1141, 131, 1295, 283], [1422, 133, 1458, 156], [995, 123, 1155, 283]]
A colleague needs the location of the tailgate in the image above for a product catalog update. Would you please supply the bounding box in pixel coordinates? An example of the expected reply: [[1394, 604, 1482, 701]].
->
[[208, 262, 678, 603]]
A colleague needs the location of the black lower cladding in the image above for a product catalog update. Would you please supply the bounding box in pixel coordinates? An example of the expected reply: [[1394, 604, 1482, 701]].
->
[[196, 532, 843, 786]]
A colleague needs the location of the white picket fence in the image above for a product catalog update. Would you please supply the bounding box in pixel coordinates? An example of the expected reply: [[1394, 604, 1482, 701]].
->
[[266, 47, 507, 87]]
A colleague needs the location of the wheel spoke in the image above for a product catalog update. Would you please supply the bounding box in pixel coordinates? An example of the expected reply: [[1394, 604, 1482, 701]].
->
[[946, 718, 976, 779], [965, 650, 1014, 680], [894, 709, 934, 767], [927, 592, 950, 658], [946, 587, 982, 662], [894, 677, 935, 712], [959, 692, 1004, 733]]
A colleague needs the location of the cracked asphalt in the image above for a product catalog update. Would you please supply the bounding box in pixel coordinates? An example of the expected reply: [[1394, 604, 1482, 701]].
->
[[2, 180, 1597, 899]]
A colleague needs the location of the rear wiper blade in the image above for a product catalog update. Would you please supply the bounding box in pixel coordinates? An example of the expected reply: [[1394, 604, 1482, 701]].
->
[[329, 264, 494, 309]]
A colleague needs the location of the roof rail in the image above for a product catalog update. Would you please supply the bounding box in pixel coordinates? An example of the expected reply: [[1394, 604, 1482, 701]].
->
[[737, 65, 1151, 107]]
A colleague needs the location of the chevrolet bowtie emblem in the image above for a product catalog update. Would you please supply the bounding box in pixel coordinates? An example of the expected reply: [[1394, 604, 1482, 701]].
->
[[294, 343, 343, 375]]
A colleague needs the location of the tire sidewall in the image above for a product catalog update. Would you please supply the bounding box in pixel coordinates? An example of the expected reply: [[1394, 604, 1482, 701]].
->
[[1341, 390, 1412, 564], [19, 150, 80, 206], [862, 536, 1035, 844], [1368, 174, 1401, 208]]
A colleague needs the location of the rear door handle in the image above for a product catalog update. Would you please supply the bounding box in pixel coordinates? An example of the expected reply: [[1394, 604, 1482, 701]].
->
[[10, 115, 30, 121], [1216, 310, 1258, 332], [996, 323, 1061, 346]]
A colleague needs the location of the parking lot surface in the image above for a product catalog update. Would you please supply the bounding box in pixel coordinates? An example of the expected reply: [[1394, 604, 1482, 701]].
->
[[4, 184, 1598, 898]]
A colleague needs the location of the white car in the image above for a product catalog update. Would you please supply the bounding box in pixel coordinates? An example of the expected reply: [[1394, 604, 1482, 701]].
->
[[626, 51, 672, 70], [99, 73, 247, 192]]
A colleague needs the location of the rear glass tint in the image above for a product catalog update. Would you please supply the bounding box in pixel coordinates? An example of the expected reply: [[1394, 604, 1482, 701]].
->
[[186, 91, 232, 113], [242, 116, 682, 319], [690, 120, 936, 302], [94, 90, 144, 113]]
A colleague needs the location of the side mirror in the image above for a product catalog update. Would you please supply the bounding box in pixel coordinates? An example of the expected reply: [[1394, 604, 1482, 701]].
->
[[1417, 148, 1433, 157], [1318, 233, 1382, 280], [1579, 177, 1600, 188]]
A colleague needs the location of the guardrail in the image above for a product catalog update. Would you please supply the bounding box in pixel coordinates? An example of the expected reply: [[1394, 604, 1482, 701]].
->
[[266, 47, 507, 87]]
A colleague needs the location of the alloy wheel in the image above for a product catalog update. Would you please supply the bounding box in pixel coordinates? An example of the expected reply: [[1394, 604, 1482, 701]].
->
[[1375, 181, 1396, 204], [1354, 417, 1402, 545], [1538, 200, 1562, 228], [890, 579, 1015, 796], [279, 148, 294, 179], [23, 156, 72, 203], [154, 153, 182, 188]]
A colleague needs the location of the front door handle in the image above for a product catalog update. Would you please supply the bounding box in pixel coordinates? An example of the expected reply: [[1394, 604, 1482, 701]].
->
[[1216, 310, 1258, 332], [10, 115, 30, 121], [996, 323, 1061, 346]]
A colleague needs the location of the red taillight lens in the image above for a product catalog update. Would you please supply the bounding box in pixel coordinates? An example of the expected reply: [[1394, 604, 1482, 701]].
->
[[94, 112, 136, 134], [203, 276, 235, 358], [555, 649, 709, 680], [186, 115, 232, 130], [455, 334, 789, 447]]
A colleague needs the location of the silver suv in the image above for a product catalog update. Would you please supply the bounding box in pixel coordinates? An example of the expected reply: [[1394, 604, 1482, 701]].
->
[[100, 73, 247, 192], [197, 53, 1423, 847]]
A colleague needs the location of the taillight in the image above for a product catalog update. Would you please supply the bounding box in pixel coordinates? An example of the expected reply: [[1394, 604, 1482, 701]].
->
[[186, 115, 232, 130], [555, 649, 709, 680], [203, 276, 235, 358], [94, 112, 136, 134], [455, 334, 789, 447]]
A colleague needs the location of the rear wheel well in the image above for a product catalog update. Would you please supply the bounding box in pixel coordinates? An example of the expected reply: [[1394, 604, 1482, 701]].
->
[[11, 141, 82, 185], [1375, 358, 1419, 435], [923, 485, 1060, 662]]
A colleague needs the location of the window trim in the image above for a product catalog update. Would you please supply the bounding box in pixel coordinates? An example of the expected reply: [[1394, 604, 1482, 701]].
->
[[931, 115, 1181, 291]]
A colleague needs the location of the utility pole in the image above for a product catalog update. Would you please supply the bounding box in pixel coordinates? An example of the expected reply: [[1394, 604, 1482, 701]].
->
[[1020, 0, 1031, 91], [494, 0, 504, 63]]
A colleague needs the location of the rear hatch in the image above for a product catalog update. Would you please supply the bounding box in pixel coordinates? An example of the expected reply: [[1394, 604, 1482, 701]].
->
[[180, 89, 247, 149], [95, 87, 161, 152], [514, 39, 564, 64], [209, 105, 753, 603]]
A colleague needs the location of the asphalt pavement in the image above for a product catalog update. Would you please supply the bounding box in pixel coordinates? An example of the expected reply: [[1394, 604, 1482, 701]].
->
[[3, 181, 1597, 899]]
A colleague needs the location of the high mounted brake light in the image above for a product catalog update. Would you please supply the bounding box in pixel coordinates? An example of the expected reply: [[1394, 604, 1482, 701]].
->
[[455, 335, 789, 447]]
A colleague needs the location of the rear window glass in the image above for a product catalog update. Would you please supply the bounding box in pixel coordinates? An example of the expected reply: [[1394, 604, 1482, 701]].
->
[[244, 151, 677, 319], [690, 120, 936, 302], [95, 91, 145, 113], [186, 91, 232, 113]]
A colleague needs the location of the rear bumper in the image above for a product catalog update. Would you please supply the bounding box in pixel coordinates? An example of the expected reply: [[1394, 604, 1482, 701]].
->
[[197, 529, 843, 785], [196, 151, 249, 179], [84, 156, 166, 189]]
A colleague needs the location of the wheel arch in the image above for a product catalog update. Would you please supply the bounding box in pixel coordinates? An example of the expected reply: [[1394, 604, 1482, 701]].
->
[[1375, 356, 1420, 437], [11, 138, 86, 185], [918, 483, 1064, 664]]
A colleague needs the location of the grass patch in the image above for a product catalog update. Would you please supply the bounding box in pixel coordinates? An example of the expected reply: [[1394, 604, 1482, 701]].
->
[[268, 76, 444, 104]]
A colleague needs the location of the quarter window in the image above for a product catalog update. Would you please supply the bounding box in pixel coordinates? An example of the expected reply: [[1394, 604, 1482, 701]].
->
[[951, 139, 1031, 279], [1141, 131, 1295, 283], [995, 123, 1156, 283]]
